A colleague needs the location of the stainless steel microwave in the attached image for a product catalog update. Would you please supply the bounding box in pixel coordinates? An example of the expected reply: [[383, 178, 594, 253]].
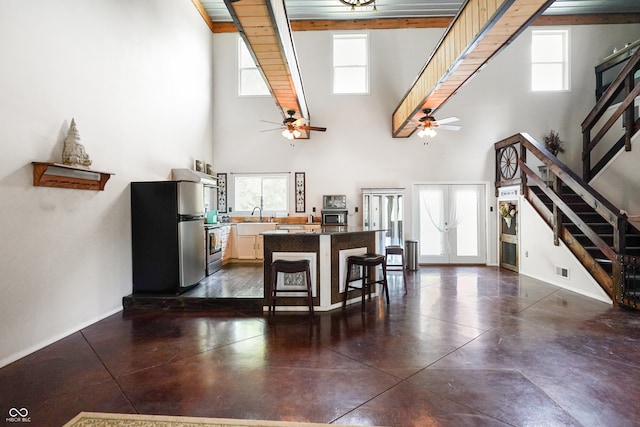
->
[[321, 210, 348, 226]]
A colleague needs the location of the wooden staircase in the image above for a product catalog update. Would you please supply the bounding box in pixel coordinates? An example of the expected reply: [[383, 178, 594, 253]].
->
[[495, 46, 640, 309], [530, 184, 640, 274], [495, 132, 639, 309]]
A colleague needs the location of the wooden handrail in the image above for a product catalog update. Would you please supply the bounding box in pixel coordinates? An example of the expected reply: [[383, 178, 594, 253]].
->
[[516, 133, 623, 230], [582, 47, 640, 130], [582, 47, 640, 180]]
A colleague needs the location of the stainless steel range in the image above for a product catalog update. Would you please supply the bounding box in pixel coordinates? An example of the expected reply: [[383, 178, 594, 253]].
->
[[206, 225, 223, 276]]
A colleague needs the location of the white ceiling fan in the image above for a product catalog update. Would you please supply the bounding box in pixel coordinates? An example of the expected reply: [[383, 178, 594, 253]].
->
[[414, 108, 461, 138], [261, 110, 327, 140]]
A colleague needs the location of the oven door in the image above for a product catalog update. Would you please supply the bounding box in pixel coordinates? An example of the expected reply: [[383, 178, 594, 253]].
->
[[206, 228, 223, 275]]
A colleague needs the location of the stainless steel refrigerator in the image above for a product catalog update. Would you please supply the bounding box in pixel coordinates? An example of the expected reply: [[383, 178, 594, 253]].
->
[[131, 181, 205, 293]]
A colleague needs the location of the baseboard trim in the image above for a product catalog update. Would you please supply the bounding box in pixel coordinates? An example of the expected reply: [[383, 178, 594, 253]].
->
[[0, 306, 123, 369]]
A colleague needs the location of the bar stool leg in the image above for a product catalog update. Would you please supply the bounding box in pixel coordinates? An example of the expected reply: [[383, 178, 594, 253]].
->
[[381, 261, 390, 303], [342, 260, 352, 309], [305, 268, 314, 316], [401, 250, 408, 295], [270, 264, 277, 315], [361, 266, 368, 313]]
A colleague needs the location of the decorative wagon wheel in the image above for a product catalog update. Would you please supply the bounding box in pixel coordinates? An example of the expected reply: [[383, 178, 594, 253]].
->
[[499, 146, 519, 180]]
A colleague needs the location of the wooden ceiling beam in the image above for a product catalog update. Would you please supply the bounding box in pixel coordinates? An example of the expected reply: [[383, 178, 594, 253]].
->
[[391, 0, 555, 138], [207, 13, 640, 33], [222, 0, 311, 138]]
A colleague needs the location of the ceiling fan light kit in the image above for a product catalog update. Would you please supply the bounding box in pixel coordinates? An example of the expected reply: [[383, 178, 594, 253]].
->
[[418, 126, 437, 138], [282, 128, 301, 140]]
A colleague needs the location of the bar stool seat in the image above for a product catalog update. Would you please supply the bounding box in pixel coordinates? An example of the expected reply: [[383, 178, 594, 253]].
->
[[385, 245, 408, 295], [342, 253, 389, 313], [270, 259, 314, 316]]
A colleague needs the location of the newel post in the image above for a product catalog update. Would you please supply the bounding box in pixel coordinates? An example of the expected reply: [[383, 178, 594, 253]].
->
[[519, 139, 527, 195], [613, 215, 628, 304], [552, 175, 562, 246]]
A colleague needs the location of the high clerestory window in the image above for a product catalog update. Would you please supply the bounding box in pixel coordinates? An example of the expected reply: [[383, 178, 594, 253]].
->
[[333, 33, 369, 94], [238, 37, 270, 96], [531, 29, 569, 91]]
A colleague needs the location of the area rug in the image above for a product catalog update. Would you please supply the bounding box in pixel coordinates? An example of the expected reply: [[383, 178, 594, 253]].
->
[[63, 412, 388, 427]]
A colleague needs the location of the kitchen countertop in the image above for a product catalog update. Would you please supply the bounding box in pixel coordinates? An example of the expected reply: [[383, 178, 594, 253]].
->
[[262, 226, 386, 235], [203, 223, 230, 228]]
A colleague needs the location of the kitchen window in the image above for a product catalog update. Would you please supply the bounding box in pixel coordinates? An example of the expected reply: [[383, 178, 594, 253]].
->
[[531, 29, 569, 91], [238, 37, 270, 96], [233, 173, 289, 214], [333, 33, 369, 94]]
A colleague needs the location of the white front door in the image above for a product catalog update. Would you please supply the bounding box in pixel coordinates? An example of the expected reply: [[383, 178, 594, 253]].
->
[[415, 184, 486, 264]]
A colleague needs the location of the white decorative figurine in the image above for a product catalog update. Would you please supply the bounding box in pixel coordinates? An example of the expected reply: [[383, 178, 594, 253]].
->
[[62, 118, 92, 168]]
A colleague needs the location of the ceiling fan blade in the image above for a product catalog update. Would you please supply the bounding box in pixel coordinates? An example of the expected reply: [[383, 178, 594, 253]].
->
[[260, 120, 284, 126], [437, 124, 462, 131], [297, 125, 327, 132], [435, 116, 459, 125], [260, 127, 283, 132]]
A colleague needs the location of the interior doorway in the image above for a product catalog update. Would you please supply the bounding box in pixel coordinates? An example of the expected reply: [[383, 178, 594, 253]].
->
[[414, 184, 486, 264]]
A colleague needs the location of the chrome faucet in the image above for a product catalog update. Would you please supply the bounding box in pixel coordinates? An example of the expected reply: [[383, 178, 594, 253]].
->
[[251, 206, 263, 222]]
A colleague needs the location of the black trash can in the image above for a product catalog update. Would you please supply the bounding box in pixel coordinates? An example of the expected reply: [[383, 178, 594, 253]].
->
[[405, 240, 419, 271]]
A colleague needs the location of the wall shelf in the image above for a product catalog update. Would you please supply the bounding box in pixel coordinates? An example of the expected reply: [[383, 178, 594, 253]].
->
[[32, 162, 113, 191]]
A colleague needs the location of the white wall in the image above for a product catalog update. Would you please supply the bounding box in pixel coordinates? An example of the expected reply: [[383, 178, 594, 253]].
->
[[0, 0, 214, 367], [518, 197, 611, 303]]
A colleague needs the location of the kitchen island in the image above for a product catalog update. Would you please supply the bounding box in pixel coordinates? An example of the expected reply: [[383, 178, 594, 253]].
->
[[263, 226, 386, 312]]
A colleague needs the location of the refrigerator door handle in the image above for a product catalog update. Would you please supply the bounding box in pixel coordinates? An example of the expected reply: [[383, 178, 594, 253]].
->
[[178, 214, 205, 222]]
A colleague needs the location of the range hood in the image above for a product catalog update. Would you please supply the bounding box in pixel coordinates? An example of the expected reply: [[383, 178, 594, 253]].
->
[[171, 169, 218, 187]]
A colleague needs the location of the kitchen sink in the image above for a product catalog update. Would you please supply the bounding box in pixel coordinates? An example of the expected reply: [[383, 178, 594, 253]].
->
[[236, 222, 278, 235]]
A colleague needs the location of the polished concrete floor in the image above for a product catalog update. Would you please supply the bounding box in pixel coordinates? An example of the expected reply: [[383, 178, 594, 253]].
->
[[3, 266, 640, 426]]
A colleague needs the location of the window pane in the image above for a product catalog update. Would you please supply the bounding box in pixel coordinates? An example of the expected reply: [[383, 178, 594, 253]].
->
[[419, 189, 444, 256], [455, 190, 478, 256], [532, 63, 564, 91], [262, 177, 287, 211], [238, 38, 269, 96], [333, 34, 368, 94], [234, 174, 289, 213], [235, 177, 261, 211], [334, 67, 367, 93], [532, 34, 563, 62], [239, 40, 255, 68], [334, 37, 367, 66], [241, 69, 270, 96], [531, 30, 568, 92]]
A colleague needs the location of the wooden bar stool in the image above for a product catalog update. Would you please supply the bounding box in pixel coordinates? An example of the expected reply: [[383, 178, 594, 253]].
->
[[385, 245, 408, 295], [270, 259, 314, 316], [342, 253, 389, 313]]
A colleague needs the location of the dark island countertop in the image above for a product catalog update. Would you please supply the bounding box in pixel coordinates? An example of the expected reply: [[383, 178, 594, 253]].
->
[[262, 226, 386, 236]]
